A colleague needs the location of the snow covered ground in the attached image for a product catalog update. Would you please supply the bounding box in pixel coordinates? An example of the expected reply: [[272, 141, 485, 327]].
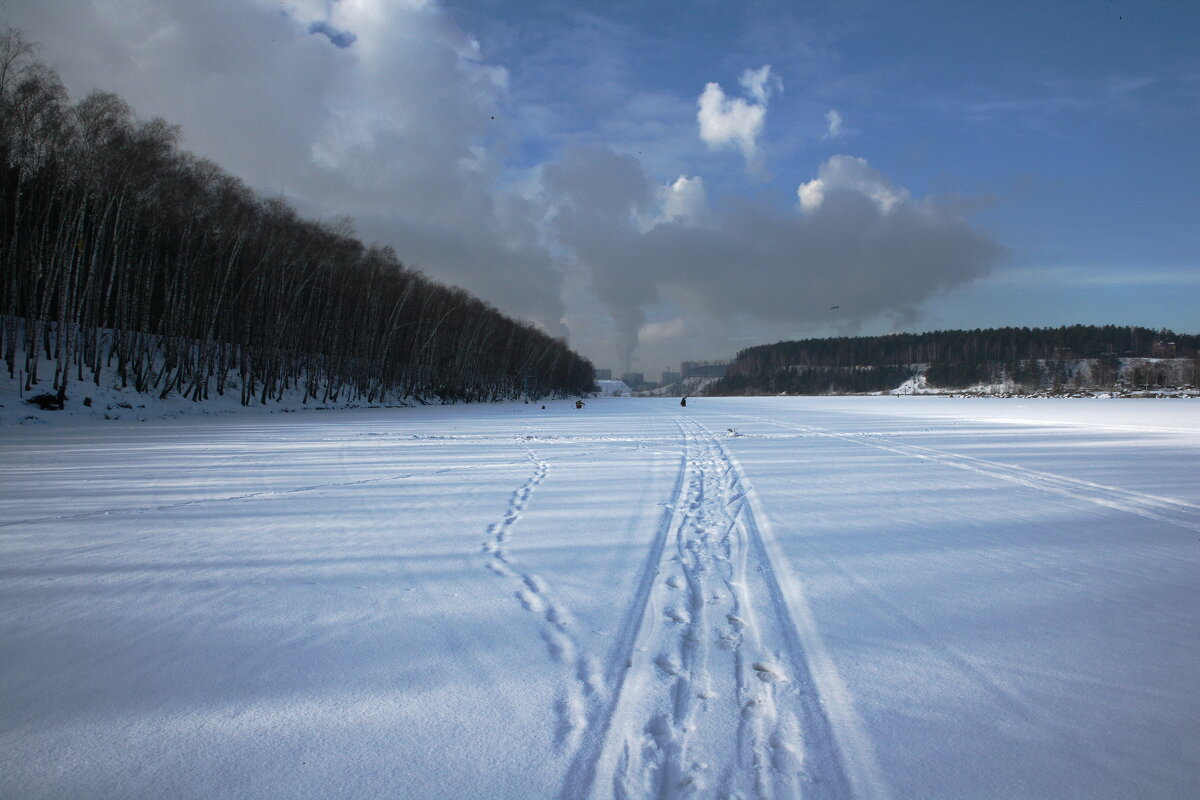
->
[[2, 396, 1198, 799]]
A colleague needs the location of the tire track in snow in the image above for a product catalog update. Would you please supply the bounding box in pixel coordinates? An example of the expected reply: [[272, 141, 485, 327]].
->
[[731, 414, 1200, 535], [564, 415, 868, 800], [481, 437, 602, 753]]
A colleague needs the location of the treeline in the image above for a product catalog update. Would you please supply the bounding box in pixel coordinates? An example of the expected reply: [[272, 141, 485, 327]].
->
[[714, 365, 916, 395], [0, 29, 593, 407], [712, 325, 1198, 395], [725, 326, 1197, 373]]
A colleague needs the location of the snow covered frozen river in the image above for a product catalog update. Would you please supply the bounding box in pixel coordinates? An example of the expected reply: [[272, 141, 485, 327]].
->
[[2, 396, 1198, 799]]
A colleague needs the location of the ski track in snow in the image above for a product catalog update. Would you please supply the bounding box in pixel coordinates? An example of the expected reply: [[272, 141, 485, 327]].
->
[[0, 461, 526, 531], [560, 414, 862, 800], [721, 412, 1159, 786], [6, 401, 1196, 799], [481, 436, 602, 754], [732, 414, 1200, 535]]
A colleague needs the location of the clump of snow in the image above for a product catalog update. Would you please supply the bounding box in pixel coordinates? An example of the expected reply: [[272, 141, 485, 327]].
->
[[886, 372, 932, 395], [592, 379, 633, 397]]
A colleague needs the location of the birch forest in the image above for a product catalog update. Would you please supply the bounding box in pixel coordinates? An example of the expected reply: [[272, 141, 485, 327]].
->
[[0, 30, 595, 408]]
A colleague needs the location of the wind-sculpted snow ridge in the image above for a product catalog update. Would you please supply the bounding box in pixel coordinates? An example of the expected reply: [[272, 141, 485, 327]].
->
[[560, 415, 874, 800], [731, 413, 1200, 535], [482, 436, 603, 752]]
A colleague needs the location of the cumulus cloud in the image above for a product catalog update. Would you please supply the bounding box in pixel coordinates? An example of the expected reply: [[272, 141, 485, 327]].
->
[[697, 65, 778, 166], [739, 65, 781, 104], [3, 0, 566, 335], [634, 175, 708, 231], [646, 176, 996, 326], [797, 155, 908, 215], [6, 3, 1001, 373], [659, 176, 706, 224], [544, 146, 999, 370], [824, 109, 843, 139]]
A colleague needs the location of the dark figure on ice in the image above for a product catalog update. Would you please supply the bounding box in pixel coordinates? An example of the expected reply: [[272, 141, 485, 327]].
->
[[575, 399, 585, 409], [680, 396, 687, 407]]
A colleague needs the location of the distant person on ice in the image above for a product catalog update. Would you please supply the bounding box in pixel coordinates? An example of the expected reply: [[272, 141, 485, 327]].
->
[[680, 396, 687, 407], [575, 399, 585, 409]]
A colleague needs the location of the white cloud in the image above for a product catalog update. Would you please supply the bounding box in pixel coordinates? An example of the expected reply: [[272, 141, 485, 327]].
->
[[3, 0, 568, 334], [6, 4, 1001, 374], [660, 175, 706, 223], [544, 146, 998, 372], [797, 155, 908, 214], [645, 175, 707, 228], [824, 109, 843, 139], [739, 64, 780, 104], [697, 65, 777, 165]]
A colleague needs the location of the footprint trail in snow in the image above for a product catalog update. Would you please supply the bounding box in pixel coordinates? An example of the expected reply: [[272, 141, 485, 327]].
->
[[482, 436, 602, 752], [564, 416, 855, 800]]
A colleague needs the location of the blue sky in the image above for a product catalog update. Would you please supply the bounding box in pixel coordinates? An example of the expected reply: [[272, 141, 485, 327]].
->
[[4, 0, 1197, 373]]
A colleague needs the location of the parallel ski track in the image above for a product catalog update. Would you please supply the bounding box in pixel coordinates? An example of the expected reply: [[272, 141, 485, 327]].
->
[[482, 437, 602, 754], [560, 414, 859, 800], [724, 412, 1144, 782], [732, 413, 1200, 535], [556, 420, 691, 800]]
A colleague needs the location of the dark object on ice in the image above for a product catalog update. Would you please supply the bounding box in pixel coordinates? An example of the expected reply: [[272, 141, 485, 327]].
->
[[541, 405, 546, 410], [27, 393, 64, 411], [575, 399, 585, 409], [83, 397, 93, 407], [680, 396, 687, 407]]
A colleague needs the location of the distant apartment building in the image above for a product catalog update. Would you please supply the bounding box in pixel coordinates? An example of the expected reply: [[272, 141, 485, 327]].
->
[[594, 368, 612, 380], [660, 371, 681, 385], [680, 360, 729, 379], [622, 372, 645, 387]]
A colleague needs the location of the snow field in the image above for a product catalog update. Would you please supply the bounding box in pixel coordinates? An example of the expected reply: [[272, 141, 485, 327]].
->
[[2, 397, 1198, 799]]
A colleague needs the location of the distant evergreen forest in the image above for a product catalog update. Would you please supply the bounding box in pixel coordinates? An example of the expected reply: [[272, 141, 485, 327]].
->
[[712, 325, 1200, 395], [0, 30, 594, 407]]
